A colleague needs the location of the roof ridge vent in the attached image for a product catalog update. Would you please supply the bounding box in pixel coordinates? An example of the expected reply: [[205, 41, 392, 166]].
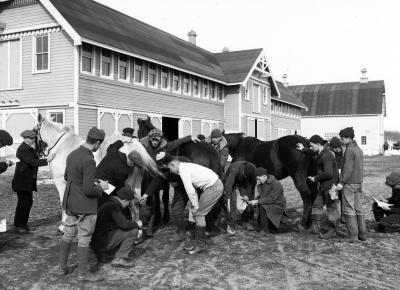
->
[[360, 68, 368, 83]]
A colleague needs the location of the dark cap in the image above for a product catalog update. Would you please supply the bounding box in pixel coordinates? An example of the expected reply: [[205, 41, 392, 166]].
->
[[255, 167, 268, 177], [0, 130, 13, 146], [116, 186, 135, 200], [21, 130, 37, 138], [309, 135, 324, 145], [122, 127, 134, 138], [87, 127, 105, 141], [386, 172, 400, 187], [211, 129, 222, 138], [148, 128, 163, 139], [339, 127, 355, 138], [329, 137, 342, 148], [197, 134, 206, 141]]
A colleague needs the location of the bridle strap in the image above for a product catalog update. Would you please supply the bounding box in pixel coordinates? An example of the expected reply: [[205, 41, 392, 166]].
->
[[45, 131, 69, 156], [36, 121, 68, 157]]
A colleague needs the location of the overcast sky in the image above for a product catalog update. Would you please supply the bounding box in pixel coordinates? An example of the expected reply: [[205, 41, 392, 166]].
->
[[97, 0, 400, 131]]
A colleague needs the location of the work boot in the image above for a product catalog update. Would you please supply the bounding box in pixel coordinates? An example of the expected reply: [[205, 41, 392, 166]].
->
[[357, 215, 368, 241], [77, 247, 104, 282], [174, 215, 186, 242], [183, 229, 196, 251], [343, 215, 359, 243], [227, 224, 236, 237], [58, 240, 72, 276], [111, 258, 135, 268], [319, 228, 337, 240], [304, 215, 321, 234], [188, 226, 206, 255], [256, 229, 268, 238]]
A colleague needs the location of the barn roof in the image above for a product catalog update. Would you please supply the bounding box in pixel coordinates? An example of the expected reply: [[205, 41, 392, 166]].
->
[[274, 81, 307, 109], [289, 80, 385, 116], [47, 0, 263, 85]]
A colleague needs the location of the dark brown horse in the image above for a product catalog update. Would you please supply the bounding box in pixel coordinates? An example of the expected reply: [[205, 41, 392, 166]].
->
[[223, 133, 318, 228]]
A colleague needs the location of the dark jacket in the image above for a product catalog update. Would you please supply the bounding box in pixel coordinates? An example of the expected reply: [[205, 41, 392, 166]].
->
[[12, 142, 48, 192], [0, 161, 8, 174], [224, 161, 256, 199], [96, 141, 129, 193], [140, 135, 192, 160], [314, 147, 339, 191], [340, 141, 363, 185], [205, 135, 229, 169], [91, 197, 138, 255], [257, 175, 285, 229], [62, 145, 103, 214]]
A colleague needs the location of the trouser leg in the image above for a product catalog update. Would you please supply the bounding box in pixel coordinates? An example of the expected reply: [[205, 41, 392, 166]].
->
[[14, 191, 33, 227], [171, 186, 188, 235], [108, 229, 138, 259], [259, 207, 269, 231]]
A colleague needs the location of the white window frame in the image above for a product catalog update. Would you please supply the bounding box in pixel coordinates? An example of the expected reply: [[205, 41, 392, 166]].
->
[[202, 80, 209, 100], [0, 39, 22, 91], [263, 86, 269, 105], [183, 74, 191, 96], [148, 113, 163, 130], [217, 84, 225, 103], [192, 77, 200, 98], [134, 59, 145, 86], [210, 82, 217, 101], [252, 84, 261, 113], [147, 63, 158, 88], [178, 117, 193, 138], [361, 136, 367, 145], [100, 48, 113, 79], [47, 109, 65, 125], [32, 33, 50, 74], [172, 70, 181, 94], [80, 43, 95, 76], [244, 84, 250, 101], [117, 53, 130, 83], [160, 66, 170, 91]]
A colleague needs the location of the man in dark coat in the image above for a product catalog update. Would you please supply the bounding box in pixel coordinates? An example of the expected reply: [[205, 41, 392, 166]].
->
[[248, 167, 286, 237], [58, 127, 108, 282], [12, 130, 54, 234], [205, 129, 229, 171], [139, 128, 198, 236], [224, 161, 257, 236], [91, 187, 139, 268], [0, 129, 14, 174]]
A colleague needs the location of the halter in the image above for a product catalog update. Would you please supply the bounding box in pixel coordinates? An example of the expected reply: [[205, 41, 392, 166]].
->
[[35, 120, 69, 157]]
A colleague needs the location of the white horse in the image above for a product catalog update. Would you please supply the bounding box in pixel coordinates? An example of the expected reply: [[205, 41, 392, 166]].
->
[[36, 114, 161, 232]]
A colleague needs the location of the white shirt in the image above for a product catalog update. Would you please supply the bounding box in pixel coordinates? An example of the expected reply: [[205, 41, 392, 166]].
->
[[178, 162, 219, 209]]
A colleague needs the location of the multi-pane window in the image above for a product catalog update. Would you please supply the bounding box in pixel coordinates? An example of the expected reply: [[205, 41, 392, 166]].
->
[[193, 77, 199, 96], [252, 84, 260, 113], [81, 43, 93, 73], [118, 54, 128, 81], [148, 63, 157, 87], [0, 39, 21, 89], [34, 35, 49, 72], [263, 86, 270, 105], [134, 59, 143, 83], [101, 49, 112, 77], [218, 84, 224, 102], [361, 136, 367, 145], [173, 70, 180, 92], [49, 111, 64, 124], [210, 82, 216, 100], [203, 80, 209, 99], [183, 74, 190, 94], [161, 67, 169, 89]]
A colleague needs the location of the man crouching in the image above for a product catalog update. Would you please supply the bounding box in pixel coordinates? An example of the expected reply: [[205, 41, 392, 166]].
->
[[165, 155, 223, 254], [91, 186, 139, 268]]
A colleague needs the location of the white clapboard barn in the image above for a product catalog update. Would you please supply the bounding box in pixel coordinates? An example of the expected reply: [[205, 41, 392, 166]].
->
[[290, 69, 386, 155], [0, 0, 306, 155]]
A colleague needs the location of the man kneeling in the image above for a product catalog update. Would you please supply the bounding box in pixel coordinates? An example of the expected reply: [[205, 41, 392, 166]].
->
[[91, 187, 139, 268]]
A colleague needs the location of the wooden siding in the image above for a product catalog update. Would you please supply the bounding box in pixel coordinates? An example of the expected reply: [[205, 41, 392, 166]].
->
[[271, 115, 301, 139], [224, 85, 240, 132], [0, 1, 56, 31], [79, 107, 97, 137], [192, 120, 201, 136], [79, 76, 224, 121], [0, 30, 75, 106], [241, 78, 271, 118]]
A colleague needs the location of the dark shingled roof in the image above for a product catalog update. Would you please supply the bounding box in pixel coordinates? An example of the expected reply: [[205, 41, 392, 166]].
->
[[274, 81, 307, 109], [289, 80, 385, 116], [49, 0, 261, 84]]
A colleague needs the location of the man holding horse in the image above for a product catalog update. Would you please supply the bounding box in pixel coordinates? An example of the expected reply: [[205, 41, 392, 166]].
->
[[205, 129, 229, 171], [58, 127, 109, 282]]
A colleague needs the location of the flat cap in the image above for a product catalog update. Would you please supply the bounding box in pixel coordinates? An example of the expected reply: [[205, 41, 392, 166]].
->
[[122, 127, 134, 138], [210, 129, 222, 138], [255, 167, 268, 177], [20, 130, 37, 138], [116, 186, 135, 200], [0, 130, 13, 146], [329, 137, 342, 148], [339, 127, 355, 138], [386, 172, 400, 187], [309, 135, 324, 145], [87, 127, 105, 141]]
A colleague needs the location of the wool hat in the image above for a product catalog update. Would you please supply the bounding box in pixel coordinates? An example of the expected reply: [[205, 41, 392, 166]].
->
[[329, 137, 342, 148], [0, 130, 13, 146], [210, 129, 222, 139], [148, 128, 163, 139], [255, 167, 268, 177], [21, 130, 37, 138], [339, 127, 355, 138], [116, 186, 135, 200], [197, 134, 206, 141], [87, 127, 105, 141], [386, 172, 400, 187], [122, 127, 134, 138], [309, 135, 324, 145], [128, 150, 144, 168]]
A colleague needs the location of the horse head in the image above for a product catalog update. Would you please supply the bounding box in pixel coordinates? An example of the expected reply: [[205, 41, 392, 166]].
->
[[137, 116, 156, 139], [223, 132, 246, 159]]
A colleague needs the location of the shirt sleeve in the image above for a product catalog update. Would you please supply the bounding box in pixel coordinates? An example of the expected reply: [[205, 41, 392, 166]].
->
[[17, 146, 48, 168], [179, 168, 199, 208]]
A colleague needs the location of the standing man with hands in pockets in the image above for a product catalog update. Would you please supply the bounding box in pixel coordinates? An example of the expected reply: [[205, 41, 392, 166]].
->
[[58, 127, 109, 282]]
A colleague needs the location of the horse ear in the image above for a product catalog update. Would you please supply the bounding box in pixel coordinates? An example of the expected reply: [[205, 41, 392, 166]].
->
[[137, 118, 142, 125], [38, 113, 43, 122], [222, 130, 225, 135]]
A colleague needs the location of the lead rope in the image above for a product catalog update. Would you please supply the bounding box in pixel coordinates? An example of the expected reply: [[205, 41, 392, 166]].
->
[[42, 131, 69, 157]]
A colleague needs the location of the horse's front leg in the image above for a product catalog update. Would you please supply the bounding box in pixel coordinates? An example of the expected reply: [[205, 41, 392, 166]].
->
[[291, 173, 315, 229], [53, 177, 67, 232], [162, 182, 170, 224]]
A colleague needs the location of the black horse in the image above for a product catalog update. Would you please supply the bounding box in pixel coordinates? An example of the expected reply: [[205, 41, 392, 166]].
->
[[223, 133, 318, 228], [137, 117, 224, 227]]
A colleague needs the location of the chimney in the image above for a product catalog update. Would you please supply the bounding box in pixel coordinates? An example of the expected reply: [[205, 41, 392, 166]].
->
[[187, 30, 197, 45], [222, 47, 230, 53], [360, 68, 368, 83], [282, 73, 289, 87]]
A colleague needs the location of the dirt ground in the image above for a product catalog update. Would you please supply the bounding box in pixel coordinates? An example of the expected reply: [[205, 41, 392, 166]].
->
[[0, 155, 399, 290]]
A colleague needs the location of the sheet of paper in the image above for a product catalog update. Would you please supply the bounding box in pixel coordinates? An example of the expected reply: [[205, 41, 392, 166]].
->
[[104, 184, 115, 195], [373, 198, 394, 210], [0, 219, 6, 233]]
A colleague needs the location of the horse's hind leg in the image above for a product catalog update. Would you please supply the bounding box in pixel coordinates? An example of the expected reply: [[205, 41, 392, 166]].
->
[[292, 174, 315, 229], [162, 182, 170, 224], [53, 177, 67, 232]]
